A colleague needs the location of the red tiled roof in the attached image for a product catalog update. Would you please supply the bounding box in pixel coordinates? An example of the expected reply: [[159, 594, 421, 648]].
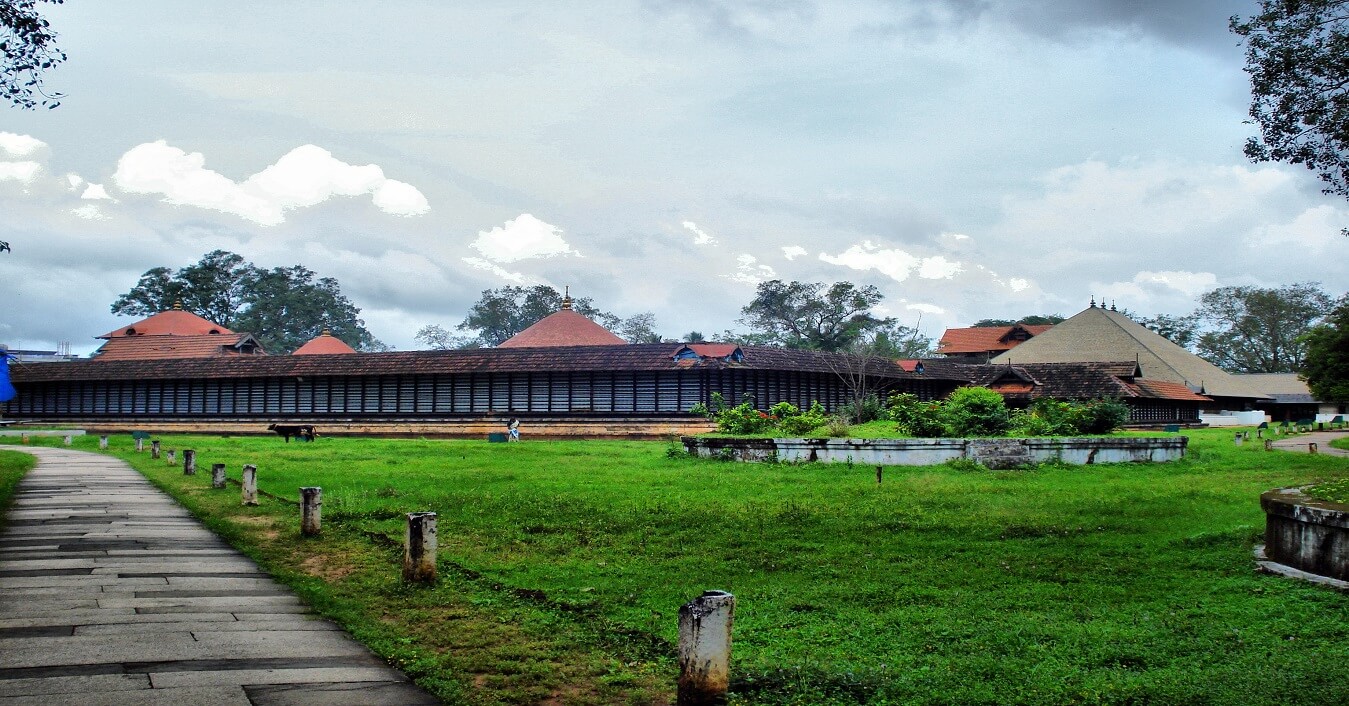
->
[[293, 332, 357, 355], [90, 333, 263, 361], [498, 310, 626, 348], [1129, 379, 1211, 402], [685, 343, 740, 358], [98, 310, 234, 339], [13, 344, 957, 383], [937, 324, 1054, 355]]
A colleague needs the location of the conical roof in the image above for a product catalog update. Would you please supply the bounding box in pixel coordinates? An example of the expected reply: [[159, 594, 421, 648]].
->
[[990, 305, 1269, 400], [98, 307, 233, 339], [498, 304, 626, 349], [293, 330, 357, 355]]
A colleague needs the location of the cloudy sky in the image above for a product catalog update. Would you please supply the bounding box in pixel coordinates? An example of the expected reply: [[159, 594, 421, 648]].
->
[[2, 0, 1345, 356]]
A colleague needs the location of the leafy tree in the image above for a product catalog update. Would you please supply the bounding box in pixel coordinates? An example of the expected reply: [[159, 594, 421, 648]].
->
[[435, 286, 659, 348], [1232, 1, 1349, 215], [613, 311, 662, 344], [683, 331, 706, 343], [970, 314, 1065, 328], [1301, 298, 1349, 401], [1194, 282, 1334, 372], [1135, 312, 1201, 349], [2, 0, 65, 109], [413, 324, 480, 350], [738, 280, 892, 351], [232, 265, 384, 354], [871, 320, 934, 359], [111, 251, 382, 353]]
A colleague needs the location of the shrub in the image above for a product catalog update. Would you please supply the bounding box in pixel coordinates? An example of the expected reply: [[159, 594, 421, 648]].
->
[[1078, 398, 1131, 434], [837, 394, 886, 424], [825, 415, 852, 437], [886, 393, 945, 438], [715, 401, 777, 435], [778, 401, 828, 436], [941, 386, 1011, 437], [1011, 398, 1088, 436]]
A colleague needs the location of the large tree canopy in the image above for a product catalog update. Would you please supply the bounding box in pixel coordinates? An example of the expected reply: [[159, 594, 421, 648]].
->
[[1193, 282, 1334, 373], [738, 280, 894, 351], [1232, 1, 1349, 208], [110, 250, 383, 354], [417, 286, 661, 349], [970, 314, 1065, 328], [2, 0, 65, 109], [1301, 299, 1349, 401], [1135, 312, 1201, 349]]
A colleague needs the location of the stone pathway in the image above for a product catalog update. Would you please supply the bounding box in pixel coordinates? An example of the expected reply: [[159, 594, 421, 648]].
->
[[0, 447, 439, 705], [1269, 430, 1349, 458]]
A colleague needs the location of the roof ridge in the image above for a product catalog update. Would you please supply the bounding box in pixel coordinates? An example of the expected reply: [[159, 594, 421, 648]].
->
[[1098, 309, 1193, 386]]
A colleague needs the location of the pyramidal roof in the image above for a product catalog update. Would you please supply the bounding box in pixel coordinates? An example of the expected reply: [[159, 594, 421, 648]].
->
[[990, 304, 1269, 400], [293, 330, 358, 355], [498, 298, 626, 348], [98, 307, 234, 339]]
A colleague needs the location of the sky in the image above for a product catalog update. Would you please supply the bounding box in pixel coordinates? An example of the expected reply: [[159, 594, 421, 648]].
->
[[2, 0, 1346, 356]]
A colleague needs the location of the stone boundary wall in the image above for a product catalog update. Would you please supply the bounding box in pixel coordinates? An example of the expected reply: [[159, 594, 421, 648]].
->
[[681, 436, 1187, 469], [1261, 487, 1349, 582], [6, 416, 715, 440]]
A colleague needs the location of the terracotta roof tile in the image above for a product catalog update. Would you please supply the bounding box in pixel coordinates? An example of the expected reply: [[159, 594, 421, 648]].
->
[[498, 310, 626, 348], [937, 324, 1053, 355], [90, 334, 263, 361], [293, 332, 358, 355], [98, 310, 234, 339]]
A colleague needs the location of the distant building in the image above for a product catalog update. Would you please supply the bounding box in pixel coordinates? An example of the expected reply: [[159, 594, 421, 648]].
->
[[91, 305, 265, 361], [937, 323, 1054, 361], [1237, 373, 1345, 422], [0, 345, 77, 363], [990, 302, 1269, 411]]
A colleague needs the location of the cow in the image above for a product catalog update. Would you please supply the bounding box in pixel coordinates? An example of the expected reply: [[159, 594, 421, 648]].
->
[[267, 424, 316, 443]]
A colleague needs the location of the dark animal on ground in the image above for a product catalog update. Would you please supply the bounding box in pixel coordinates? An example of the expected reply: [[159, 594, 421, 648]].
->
[[267, 424, 316, 442]]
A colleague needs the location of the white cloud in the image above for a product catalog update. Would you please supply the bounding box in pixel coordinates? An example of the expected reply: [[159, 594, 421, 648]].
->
[[66, 174, 83, 189], [71, 204, 109, 220], [470, 213, 577, 263], [819, 241, 962, 283], [725, 253, 776, 285], [906, 302, 946, 315], [111, 141, 430, 225], [1131, 270, 1216, 297], [1007, 278, 1030, 292], [0, 132, 45, 158], [80, 183, 113, 201], [782, 245, 807, 260], [461, 256, 529, 284], [0, 161, 42, 183], [681, 221, 718, 246]]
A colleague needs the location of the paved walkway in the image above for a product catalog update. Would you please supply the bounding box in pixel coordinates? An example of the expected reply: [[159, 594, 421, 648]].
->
[[0, 447, 439, 705], [1269, 430, 1349, 457]]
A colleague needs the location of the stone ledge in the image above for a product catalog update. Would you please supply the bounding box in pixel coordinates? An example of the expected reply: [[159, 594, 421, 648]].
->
[[682, 436, 1187, 469]]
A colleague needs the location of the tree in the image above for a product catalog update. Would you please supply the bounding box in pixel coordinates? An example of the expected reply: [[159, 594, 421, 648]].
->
[[451, 285, 613, 347], [1231, 1, 1349, 214], [1194, 282, 1334, 373], [2, 0, 65, 109], [111, 251, 383, 353], [683, 331, 706, 343], [1302, 299, 1349, 401], [970, 314, 1065, 328], [1135, 312, 1201, 349], [871, 320, 934, 359], [613, 312, 662, 344], [413, 324, 480, 350], [738, 280, 892, 351]]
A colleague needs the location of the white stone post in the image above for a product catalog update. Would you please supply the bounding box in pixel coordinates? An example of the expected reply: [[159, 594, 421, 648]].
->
[[242, 464, 259, 505], [300, 487, 322, 537], [1310, 442, 1319, 454], [63, 435, 72, 446], [211, 463, 227, 489], [166, 450, 175, 464], [678, 590, 736, 706], [1265, 439, 1274, 451], [1233, 432, 1244, 446], [403, 512, 438, 584], [151, 440, 161, 458], [183, 449, 196, 475], [135, 437, 143, 452], [98, 435, 108, 449]]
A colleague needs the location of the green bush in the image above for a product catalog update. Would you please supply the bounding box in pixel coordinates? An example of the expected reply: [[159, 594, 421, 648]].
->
[[941, 386, 1011, 437], [837, 394, 886, 424], [1078, 398, 1131, 434], [1011, 398, 1088, 436], [777, 401, 828, 436], [886, 393, 945, 438], [714, 401, 777, 434]]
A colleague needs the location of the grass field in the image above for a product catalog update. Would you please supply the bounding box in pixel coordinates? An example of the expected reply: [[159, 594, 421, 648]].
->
[[4, 429, 1349, 705], [0, 450, 37, 532]]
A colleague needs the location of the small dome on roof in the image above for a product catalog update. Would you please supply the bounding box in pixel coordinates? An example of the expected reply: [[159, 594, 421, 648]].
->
[[293, 329, 358, 355], [498, 302, 626, 348], [99, 309, 234, 339]]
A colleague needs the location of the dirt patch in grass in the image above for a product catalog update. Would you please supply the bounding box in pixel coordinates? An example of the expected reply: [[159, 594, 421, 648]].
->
[[301, 553, 358, 582]]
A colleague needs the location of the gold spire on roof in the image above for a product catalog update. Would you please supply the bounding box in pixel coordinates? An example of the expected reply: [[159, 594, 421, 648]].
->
[[320, 328, 332, 336], [561, 286, 573, 311], [172, 300, 183, 310]]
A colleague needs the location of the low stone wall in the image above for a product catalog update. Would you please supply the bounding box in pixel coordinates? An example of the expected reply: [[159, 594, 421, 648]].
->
[[681, 436, 1187, 469], [1260, 487, 1349, 583]]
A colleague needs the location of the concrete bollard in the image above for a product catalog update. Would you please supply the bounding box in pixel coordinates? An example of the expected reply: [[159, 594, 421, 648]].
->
[[300, 487, 322, 537], [211, 463, 227, 489], [403, 512, 438, 584], [151, 440, 161, 459], [21, 433, 29, 445], [99, 435, 109, 449], [183, 449, 196, 475], [1234, 432, 1244, 446], [242, 464, 259, 505], [1265, 439, 1273, 451], [1257, 429, 1263, 439], [63, 435, 72, 446], [678, 590, 736, 706], [876, 466, 883, 484], [135, 437, 143, 452], [1310, 442, 1318, 454], [166, 450, 175, 464]]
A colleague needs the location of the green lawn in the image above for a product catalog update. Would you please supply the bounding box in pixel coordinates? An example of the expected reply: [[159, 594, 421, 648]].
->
[[0, 450, 37, 532], [4, 429, 1348, 705]]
